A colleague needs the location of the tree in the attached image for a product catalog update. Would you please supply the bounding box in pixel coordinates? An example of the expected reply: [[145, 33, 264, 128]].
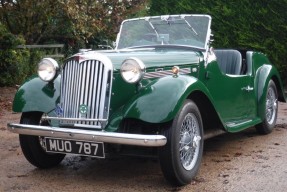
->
[[0, 22, 30, 86], [59, 0, 148, 45], [0, 0, 65, 44], [0, 0, 148, 46], [0, 0, 148, 86], [148, 0, 287, 83]]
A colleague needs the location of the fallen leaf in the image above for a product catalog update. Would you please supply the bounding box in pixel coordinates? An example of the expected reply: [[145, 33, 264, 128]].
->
[[234, 152, 242, 157], [274, 143, 280, 145]]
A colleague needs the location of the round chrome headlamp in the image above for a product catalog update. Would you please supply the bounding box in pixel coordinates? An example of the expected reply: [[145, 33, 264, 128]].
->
[[37, 58, 59, 82], [120, 57, 145, 83]]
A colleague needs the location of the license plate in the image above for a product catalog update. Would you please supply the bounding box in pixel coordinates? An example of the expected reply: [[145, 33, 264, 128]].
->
[[44, 138, 105, 158]]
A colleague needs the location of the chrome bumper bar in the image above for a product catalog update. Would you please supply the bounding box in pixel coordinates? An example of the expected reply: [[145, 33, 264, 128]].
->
[[7, 123, 167, 147]]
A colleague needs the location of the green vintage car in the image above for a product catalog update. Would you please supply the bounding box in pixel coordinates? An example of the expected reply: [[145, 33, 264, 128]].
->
[[8, 14, 286, 186]]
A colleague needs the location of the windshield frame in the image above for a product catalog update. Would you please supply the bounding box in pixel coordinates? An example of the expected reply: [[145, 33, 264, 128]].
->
[[115, 14, 212, 51]]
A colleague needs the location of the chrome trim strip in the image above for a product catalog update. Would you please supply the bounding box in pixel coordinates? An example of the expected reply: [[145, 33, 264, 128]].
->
[[42, 116, 107, 122], [143, 67, 191, 79], [7, 123, 167, 147], [74, 124, 101, 129], [226, 119, 252, 128]]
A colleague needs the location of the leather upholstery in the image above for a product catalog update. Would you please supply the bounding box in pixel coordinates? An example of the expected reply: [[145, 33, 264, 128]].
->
[[214, 49, 242, 75]]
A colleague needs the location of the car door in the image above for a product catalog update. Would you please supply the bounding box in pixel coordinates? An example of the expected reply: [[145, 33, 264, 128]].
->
[[203, 59, 257, 128]]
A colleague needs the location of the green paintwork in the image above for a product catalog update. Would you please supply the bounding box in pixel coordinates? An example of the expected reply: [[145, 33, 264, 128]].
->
[[200, 58, 261, 132], [203, 60, 256, 122], [252, 52, 286, 120], [110, 73, 137, 112], [105, 106, 124, 132], [123, 75, 206, 123], [100, 49, 200, 69], [105, 71, 216, 131], [12, 48, 286, 134], [13, 75, 60, 113]]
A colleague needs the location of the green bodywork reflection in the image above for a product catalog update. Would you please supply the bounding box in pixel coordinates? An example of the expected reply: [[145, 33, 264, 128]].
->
[[13, 75, 60, 113], [123, 75, 208, 123]]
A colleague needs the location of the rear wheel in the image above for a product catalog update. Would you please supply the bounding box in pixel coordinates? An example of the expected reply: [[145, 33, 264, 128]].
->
[[256, 80, 278, 134], [159, 100, 203, 186], [19, 112, 65, 168]]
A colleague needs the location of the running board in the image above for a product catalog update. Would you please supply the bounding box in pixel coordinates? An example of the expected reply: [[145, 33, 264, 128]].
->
[[204, 129, 226, 140]]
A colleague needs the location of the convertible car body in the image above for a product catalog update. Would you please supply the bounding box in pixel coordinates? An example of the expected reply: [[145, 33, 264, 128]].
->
[[7, 14, 286, 186]]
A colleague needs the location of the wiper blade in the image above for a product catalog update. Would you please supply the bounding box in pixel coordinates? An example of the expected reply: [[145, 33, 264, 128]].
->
[[182, 16, 198, 36], [146, 18, 159, 37]]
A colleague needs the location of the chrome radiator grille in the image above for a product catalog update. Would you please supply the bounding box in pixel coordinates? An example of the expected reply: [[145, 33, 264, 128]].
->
[[60, 58, 112, 128]]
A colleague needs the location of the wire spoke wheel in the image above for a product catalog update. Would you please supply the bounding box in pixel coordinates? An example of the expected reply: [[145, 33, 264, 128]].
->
[[256, 80, 278, 134], [159, 100, 203, 186], [179, 113, 201, 170], [266, 86, 277, 124]]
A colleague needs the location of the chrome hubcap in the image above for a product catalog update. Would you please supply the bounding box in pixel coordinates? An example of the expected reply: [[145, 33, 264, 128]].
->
[[179, 113, 201, 170], [266, 87, 277, 124]]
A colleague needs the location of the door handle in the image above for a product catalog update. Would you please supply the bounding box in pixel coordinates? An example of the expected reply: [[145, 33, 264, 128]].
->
[[242, 86, 254, 92]]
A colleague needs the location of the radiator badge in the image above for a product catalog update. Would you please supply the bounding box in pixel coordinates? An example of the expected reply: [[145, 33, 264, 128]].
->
[[55, 104, 63, 117], [79, 104, 88, 117]]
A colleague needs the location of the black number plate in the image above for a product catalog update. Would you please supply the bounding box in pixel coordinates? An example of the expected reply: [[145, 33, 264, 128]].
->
[[45, 138, 105, 158]]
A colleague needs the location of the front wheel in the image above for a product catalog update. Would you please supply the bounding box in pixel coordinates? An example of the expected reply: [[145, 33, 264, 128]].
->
[[19, 112, 65, 168], [256, 80, 278, 134], [159, 100, 203, 186]]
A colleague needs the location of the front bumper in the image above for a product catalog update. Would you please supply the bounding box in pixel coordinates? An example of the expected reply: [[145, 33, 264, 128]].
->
[[7, 123, 167, 147]]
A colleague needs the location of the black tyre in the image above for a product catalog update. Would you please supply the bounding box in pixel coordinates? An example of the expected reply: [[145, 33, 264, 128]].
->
[[19, 112, 65, 168], [256, 80, 278, 134], [159, 100, 204, 186]]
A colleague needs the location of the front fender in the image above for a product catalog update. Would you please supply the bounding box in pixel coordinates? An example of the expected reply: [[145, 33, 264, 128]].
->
[[13, 75, 60, 113], [123, 75, 212, 123], [256, 65, 286, 120]]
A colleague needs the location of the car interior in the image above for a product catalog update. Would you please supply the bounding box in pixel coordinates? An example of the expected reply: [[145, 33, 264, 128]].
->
[[214, 49, 253, 76], [214, 49, 243, 75]]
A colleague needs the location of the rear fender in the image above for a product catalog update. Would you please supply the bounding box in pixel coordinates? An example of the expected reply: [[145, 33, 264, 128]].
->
[[255, 65, 286, 120]]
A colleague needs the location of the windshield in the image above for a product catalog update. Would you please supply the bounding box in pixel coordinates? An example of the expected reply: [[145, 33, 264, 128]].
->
[[116, 15, 211, 50]]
